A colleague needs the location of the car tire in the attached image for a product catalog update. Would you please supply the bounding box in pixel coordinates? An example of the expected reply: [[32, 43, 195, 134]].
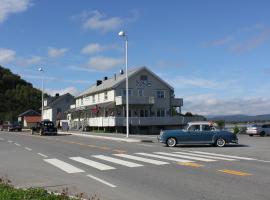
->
[[260, 132, 265, 137], [166, 137, 177, 147], [249, 134, 253, 137], [215, 138, 226, 147]]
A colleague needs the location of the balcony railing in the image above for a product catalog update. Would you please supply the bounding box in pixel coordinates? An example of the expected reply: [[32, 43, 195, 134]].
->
[[83, 116, 204, 127], [115, 96, 155, 105]]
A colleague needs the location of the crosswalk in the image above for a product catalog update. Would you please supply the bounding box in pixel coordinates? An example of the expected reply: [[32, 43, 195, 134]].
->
[[43, 150, 257, 174]]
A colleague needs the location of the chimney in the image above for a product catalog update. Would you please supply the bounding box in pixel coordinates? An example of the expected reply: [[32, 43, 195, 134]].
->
[[120, 69, 124, 75], [114, 74, 116, 80], [55, 93, 59, 97], [96, 80, 102, 86], [104, 76, 108, 81]]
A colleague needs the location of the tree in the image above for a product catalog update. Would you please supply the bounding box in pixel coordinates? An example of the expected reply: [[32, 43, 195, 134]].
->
[[215, 120, 225, 129]]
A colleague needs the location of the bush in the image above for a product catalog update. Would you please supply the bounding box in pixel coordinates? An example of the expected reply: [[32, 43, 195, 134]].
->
[[233, 125, 240, 134]]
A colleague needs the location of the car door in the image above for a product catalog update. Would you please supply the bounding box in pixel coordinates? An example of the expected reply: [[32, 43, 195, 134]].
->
[[183, 125, 204, 143], [200, 125, 216, 142]]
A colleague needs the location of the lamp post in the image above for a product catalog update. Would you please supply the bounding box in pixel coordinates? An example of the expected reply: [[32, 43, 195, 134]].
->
[[118, 30, 129, 138], [38, 67, 44, 120]]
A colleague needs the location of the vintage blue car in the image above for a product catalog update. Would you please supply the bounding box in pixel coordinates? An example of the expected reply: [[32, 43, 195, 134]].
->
[[158, 121, 238, 147]]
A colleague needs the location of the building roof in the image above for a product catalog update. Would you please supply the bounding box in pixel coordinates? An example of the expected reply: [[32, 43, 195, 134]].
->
[[77, 66, 174, 98], [44, 93, 74, 109], [24, 116, 41, 123], [18, 109, 40, 117]]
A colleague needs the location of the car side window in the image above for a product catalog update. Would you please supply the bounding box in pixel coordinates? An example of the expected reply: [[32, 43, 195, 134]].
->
[[188, 125, 200, 131], [202, 125, 211, 131]]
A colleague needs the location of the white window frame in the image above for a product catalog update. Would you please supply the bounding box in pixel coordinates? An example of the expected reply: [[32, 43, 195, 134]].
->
[[156, 90, 165, 99], [138, 89, 144, 97]]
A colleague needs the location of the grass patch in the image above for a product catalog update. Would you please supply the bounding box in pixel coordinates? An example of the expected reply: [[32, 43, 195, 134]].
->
[[0, 178, 100, 200]]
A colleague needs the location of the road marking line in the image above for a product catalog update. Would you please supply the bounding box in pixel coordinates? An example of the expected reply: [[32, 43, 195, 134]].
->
[[218, 169, 252, 176], [112, 149, 127, 154], [44, 158, 85, 174], [99, 146, 110, 151], [178, 162, 204, 168], [256, 159, 270, 163], [14, 143, 21, 146], [37, 153, 48, 158], [154, 152, 216, 162], [135, 153, 193, 163], [174, 152, 236, 161], [25, 147, 32, 151], [138, 144, 154, 147], [8, 140, 13, 143], [86, 174, 117, 188], [70, 157, 115, 171], [114, 154, 169, 165], [190, 151, 256, 161], [92, 155, 143, 168]]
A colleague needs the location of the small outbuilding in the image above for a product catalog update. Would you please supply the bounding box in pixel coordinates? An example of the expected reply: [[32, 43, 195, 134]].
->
[[18, 109, 41, 128]]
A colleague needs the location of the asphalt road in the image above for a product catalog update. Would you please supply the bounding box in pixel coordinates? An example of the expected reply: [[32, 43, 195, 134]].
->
[[0, 131, 270, 200]]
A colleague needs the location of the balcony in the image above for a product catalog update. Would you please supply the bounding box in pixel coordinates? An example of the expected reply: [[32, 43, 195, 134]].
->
[[85, 116, 204, 127], [115, 96, 155, 105], [171, 98, 183, 107]]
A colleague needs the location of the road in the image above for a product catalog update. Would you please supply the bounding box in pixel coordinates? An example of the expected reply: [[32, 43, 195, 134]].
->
[[0, 131, 270, 200]]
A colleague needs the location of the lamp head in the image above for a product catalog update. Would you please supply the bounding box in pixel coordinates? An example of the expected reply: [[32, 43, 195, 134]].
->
[[118, 30, 126, 37]]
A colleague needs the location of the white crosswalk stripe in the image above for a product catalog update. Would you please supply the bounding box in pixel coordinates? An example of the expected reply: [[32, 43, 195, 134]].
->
[[114, 154, 169, 165], [70, 157, 115, 171], [173, 152, 236, 161], [44, 158, 85, 174], [189, 151, 256, 160], [92, 155, 143, 168], [154, 152, 216, 162], [135, 153, 193, 163]]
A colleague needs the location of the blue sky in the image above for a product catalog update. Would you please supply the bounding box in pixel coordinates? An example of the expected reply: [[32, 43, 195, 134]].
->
[[1, 0, 270, 115]]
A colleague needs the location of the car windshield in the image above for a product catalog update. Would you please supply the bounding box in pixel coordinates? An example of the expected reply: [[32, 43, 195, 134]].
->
[[248, 124, 260, 128]]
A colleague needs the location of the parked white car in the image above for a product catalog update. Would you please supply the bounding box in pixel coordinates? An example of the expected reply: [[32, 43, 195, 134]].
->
[[246, 124, 270, 137]]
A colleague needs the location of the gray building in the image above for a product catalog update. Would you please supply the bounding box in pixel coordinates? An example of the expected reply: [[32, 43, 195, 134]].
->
[[43, 93, 75, 125], [67, 67, 204, 133]]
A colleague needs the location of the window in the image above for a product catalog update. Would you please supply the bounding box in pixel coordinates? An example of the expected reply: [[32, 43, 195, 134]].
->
[[140, 75, 148, 81], [97, 94, 100, 102], [138, 89, 144, 96], [202, 125, 212, 131], [121, 89, 133, 96], [188, 125, 200, 131], [92, 95, 95, 103], [104, 91, 108, 100], [81, 98, 84, 105], [156, 90, 165, 99], [157, 109, 165, 117]]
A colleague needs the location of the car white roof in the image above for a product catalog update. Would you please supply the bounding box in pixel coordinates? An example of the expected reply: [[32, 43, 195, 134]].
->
[[188, 121, 214, 125]]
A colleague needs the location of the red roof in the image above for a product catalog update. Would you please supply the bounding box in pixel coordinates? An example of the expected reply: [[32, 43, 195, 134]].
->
[[24, 116, 41, 123]]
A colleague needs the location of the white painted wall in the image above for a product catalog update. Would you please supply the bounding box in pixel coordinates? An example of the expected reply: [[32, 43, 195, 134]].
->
[[43, 109, 52, 121]]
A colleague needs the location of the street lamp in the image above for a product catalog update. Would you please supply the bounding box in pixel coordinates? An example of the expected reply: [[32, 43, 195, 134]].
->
[[118, 30, 129, 138], [38, 67, 44, 120]]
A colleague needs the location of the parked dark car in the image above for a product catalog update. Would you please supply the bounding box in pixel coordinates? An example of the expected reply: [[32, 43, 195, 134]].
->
[[0, 121, 22, 132], [31, 120, 57, 136], [158, 121, 238, 147]]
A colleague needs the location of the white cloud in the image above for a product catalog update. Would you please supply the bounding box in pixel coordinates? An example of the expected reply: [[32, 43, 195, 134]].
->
[[230, 28, 270, 53], [0, 0, 31, 23], [45, 87, 79, 96], [81, 43, 105, 54], [182, 94, 270, 116], [85, 56, 123, 71], [202, 35, 234, 48], [0, 48, 16, 63], [167, 76, 223, 90], [81, 10, 123, 32], [81, 43, 120, 55], [16, 56, 42, 66], [48, 47, 68, 58]]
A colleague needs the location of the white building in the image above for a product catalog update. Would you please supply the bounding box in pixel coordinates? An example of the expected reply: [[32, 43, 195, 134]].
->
[[67, 67, 204, 133]]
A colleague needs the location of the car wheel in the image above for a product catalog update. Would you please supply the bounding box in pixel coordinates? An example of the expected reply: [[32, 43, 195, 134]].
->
[[166, 137, 177, 147], [215, 138, 226, 147], [260, 132, 265, 137]]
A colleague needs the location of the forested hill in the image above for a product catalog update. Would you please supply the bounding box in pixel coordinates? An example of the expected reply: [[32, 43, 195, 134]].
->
[[0, 66, 42, 121]]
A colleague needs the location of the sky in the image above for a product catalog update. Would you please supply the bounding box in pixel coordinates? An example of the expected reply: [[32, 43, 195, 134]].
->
[[1, 0, 270, 116]]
